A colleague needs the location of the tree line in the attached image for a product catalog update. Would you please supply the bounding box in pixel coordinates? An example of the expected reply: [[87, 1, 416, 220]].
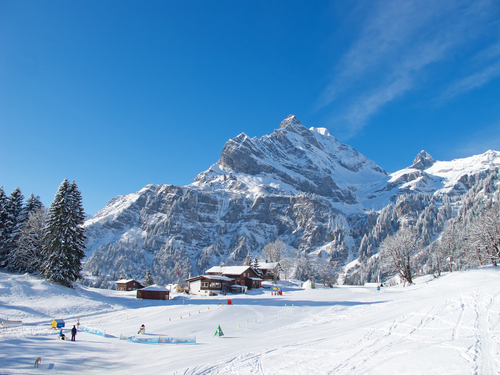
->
[[378, 202, 500, 285], [0, 179, 86, 288]]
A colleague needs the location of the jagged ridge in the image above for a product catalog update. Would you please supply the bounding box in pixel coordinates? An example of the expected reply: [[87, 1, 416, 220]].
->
[[83, 116, 500, 285]]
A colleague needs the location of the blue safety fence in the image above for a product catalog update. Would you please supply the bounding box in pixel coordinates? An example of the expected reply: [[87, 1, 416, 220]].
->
[[80, 326, 106, 337], [119, 334, 196, 344]]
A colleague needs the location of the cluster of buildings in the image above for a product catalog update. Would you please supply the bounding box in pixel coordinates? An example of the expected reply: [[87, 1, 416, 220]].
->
[[115, 262, 280, 299]]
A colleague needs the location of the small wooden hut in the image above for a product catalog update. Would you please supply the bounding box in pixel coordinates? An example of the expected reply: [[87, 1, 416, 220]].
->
[[116, 279, 144, 291], [136, 285, 170, 300]]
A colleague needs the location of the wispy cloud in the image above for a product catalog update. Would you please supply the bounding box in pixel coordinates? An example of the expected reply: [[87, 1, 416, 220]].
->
[[443, 41, 500, 98], [318, 0, 500, 138]]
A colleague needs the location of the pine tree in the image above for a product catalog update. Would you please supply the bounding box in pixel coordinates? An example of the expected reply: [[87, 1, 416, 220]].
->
[[0, 187, 8, 266], [142, 268, 154, 286], [253, 255, 260, 269], [244, 252, 252, 266], [25, 193, 44, 214], [1, 188, 25, 268], [41, 179, 86, 288]]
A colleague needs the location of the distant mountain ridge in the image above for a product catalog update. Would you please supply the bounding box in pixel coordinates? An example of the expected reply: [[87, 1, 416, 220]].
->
[[83, 116, 500, 285]]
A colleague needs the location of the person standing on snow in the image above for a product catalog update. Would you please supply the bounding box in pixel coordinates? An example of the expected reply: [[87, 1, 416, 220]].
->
[[71, 325, 77, 341]]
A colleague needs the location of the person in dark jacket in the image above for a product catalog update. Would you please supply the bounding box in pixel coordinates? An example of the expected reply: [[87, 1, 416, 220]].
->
[[71, 325, 77, 341]]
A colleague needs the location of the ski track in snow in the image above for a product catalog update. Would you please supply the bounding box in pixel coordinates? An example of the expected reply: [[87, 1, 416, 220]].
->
[[1, 269, 500, 374]]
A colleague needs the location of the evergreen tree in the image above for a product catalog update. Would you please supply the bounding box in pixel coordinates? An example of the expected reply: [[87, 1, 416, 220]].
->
[[253, 255, 260, 269], [0, 187, 8, 266], [25, 193, 44, 214], [244, 252, 252, 266], [1, 188, 25, 268], [142, 268, 154, 286], [41, 179, 86, 288]]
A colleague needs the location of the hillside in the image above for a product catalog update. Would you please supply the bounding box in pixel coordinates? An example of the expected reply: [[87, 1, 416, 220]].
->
[[82, 115, 500, 285], [1, 268, 499, 374]]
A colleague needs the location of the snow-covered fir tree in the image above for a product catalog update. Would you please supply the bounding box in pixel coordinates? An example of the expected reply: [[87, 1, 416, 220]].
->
[[41, 179, 86, 288], [252, 255, 259, 269], [1, 188, 25, 268], [25, 193, 44, 215], [0, 187, 8, 266], [244, 252, 252, 266], [142, 268, 154, 286]]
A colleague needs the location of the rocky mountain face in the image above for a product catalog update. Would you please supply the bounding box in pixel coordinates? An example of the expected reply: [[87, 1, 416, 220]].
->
[[83, 116, 500, 285]]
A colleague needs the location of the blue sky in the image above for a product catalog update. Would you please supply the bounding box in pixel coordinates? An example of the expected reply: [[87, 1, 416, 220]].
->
[[1, 0, 500, 216]]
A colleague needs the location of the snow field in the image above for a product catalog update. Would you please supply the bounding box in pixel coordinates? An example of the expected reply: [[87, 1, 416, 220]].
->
[[1, 269, 500, 374]]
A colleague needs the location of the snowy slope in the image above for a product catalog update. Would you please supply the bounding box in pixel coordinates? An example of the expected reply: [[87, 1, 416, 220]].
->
[[1, 268, 500, 374], [359, 149, 500, 208]]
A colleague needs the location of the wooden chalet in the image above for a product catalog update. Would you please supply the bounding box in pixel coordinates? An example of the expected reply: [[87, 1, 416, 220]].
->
[[185, 275, 233, 296], [206, 266, 262, 290], [136, 285, 170, 300], [256, 262, 281, 280], [115, 279, 144, 291]]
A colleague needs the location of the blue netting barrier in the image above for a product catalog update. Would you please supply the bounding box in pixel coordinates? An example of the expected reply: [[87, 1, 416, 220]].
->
[[119, 334, 196, 344], [80, 326, 106, 337]]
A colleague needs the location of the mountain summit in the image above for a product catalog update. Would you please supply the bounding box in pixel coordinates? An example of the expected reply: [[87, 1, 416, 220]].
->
[[279, 114, 303, 129], [195, 115, 387, 202], [411, 150, 435, 170], [83, 116, 500, 285]]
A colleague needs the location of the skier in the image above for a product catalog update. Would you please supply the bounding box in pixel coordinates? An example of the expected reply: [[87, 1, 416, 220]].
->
[[59, 329, 66, 340], [71, 325, 77, 341]]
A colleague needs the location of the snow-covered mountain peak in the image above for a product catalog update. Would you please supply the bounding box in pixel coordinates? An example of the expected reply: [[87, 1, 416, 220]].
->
[[279, 114, 303, 129], [411, 150, 435, 170], [192, 116, 388, 201]]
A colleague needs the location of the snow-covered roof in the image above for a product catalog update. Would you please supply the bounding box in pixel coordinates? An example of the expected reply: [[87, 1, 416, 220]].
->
[[116, 279, 140, 284], [140, 285, 169, 291], [187, 275, 233, 282], [203, 275, 233, 281], [257, 262, 279, 270], [206, 266, 252, 275], [247, 277, 262, 281]]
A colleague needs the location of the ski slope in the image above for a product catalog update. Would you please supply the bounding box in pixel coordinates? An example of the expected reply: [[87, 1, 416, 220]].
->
[[1, 268, 499, 374]]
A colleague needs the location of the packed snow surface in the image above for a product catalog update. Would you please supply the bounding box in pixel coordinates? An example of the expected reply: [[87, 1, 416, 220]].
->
[[1, 268, 499, 374]]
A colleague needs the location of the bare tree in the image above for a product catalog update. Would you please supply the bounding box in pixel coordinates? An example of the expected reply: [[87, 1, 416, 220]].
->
[[379, 227, 421, 285], [315, 257, 338, 287], [468, 204, 500, 266], [278, 247, 298, 281], [293, 253, 312, 281], [11, 208, 47, 273], [437, 224, 464, 272], [262, 239, 286, 263]]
